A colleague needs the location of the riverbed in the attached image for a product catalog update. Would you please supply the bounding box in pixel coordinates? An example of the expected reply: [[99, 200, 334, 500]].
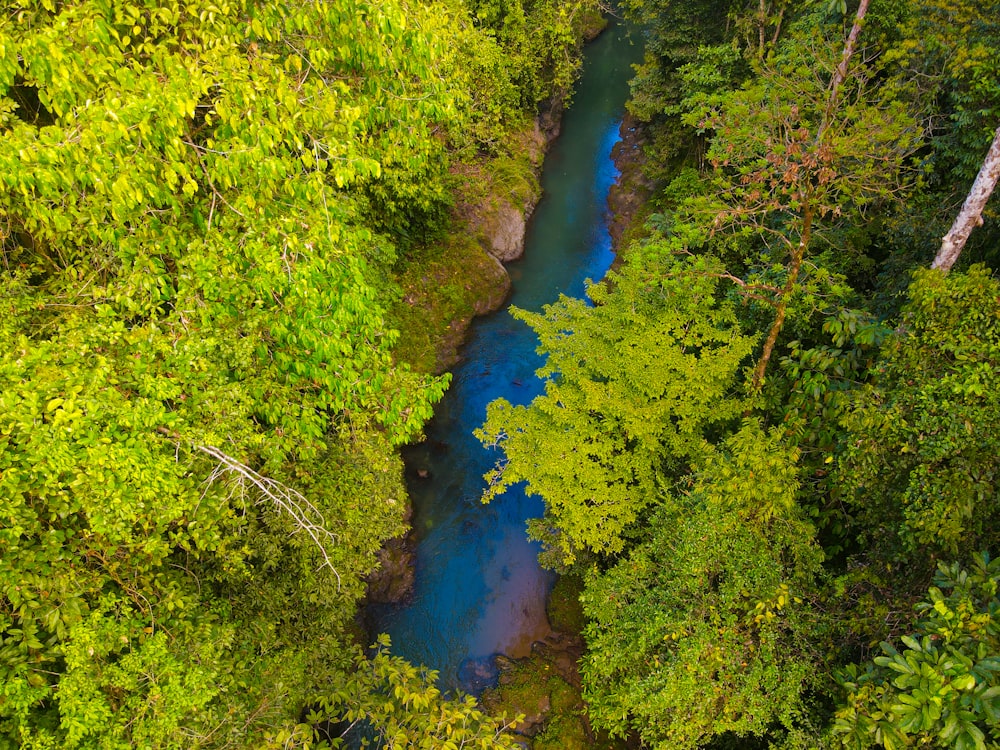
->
[[368, 14, 644, 695]]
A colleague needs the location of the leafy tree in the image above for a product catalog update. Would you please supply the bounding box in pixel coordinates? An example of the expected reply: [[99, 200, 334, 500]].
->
[[464, 0, 599, 113], [837, 266, 1000, 559], [835, 553, 1000, 750], [466, 1, 1000, 748], [774, 307, 891, 556], [875, 0, 1000, 270], [317, 635, 523, 749], [680, 0, 921, 390], [889, 0, 1000, 185], [621, 0, 733, 166], [477, 254, 756, 565], [3, 595, 245, 749], [580, 421, 825, 749], [0, 0, 461, 744]]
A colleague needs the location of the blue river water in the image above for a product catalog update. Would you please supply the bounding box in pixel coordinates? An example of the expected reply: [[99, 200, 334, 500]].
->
[[368, 15, 644, 694]]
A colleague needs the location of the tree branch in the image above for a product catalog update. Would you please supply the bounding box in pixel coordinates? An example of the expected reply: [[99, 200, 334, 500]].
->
[[932, 125, 1000, 272], [157, 427, 341, 587]]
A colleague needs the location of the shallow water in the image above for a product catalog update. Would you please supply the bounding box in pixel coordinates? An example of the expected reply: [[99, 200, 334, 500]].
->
[[368, 15, 644, 694]]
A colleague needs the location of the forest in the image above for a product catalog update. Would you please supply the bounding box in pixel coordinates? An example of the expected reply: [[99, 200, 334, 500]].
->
[[479, 0, 1000, 746], [1, 0, 999, 748]]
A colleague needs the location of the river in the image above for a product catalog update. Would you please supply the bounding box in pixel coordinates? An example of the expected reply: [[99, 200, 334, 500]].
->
[[368, 13, 644, 695]]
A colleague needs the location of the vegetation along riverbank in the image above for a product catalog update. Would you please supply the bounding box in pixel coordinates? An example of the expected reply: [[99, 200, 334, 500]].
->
[[0, 0, 603, 747], [477, 0, 1000, 747], [3, 0, 1000, 748]]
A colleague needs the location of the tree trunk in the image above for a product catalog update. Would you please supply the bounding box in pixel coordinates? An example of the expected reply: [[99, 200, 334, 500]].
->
[[758, 0, 767, 57], [932, 125, 1000, 272], [752, 202, 813, 392], [817, 0, 870, 143], [750, 0, 868, 390]]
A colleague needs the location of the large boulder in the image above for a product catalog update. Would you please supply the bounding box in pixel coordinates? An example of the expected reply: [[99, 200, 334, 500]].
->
[[482, 201, 529, 262]]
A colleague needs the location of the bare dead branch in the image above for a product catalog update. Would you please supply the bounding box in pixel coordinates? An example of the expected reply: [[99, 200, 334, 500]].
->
[[157, 427, 341, 587], [933, 124, 1000, 272], [194, 443, 342, 588]]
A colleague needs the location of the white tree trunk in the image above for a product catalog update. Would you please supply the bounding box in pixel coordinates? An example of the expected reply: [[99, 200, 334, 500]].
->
[[933, 125, 1000, 272]]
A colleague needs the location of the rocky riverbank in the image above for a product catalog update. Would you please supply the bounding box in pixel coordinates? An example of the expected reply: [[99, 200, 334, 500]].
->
[[607, 111, 655, 254]]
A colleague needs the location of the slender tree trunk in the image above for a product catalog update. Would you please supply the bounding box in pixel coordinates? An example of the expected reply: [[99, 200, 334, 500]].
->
[[770, 3, 787, 48], [817, 0, 870, 143], [752, 203, 813, 391], [757, 0, 787, 58], [932, 125, 1000, 272], [758, 0, 767, 57], [751, 0, 868, 390]]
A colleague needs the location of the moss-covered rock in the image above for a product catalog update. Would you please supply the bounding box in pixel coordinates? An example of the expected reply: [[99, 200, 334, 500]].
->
[[482, 649, 577, 740], [480, 631, 604, 748], [389, 232, 511, 374], [459, 119, 547, 263], [546, 574, 587, 636]]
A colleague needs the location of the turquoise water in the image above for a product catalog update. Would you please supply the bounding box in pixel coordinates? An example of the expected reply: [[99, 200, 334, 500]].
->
[[368, 16, 644, 694]]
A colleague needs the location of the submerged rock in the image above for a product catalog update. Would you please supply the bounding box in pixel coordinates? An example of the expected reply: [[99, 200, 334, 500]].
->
[[365, 536, 415, 604], [457, 655, 501, 694], [495, 654, 519, 673]]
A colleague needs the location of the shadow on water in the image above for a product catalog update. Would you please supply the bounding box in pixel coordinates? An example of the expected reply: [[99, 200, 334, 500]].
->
[[366, 15, 645, 697]]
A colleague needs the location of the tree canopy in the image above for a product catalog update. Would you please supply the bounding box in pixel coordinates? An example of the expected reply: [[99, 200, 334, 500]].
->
[[478, 0, 1000, 746], [6, 0, 1000, 746], [0, 0, 600, 746]]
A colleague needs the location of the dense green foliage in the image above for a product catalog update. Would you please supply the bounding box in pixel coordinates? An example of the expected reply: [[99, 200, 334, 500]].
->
[[0, 0, 599, 746], [5, 0, 1000, 745], [836, 554, 1000, 750], [479, 0, 1000, 747], [316, 635, 523, 749], [839, 267, 1000, 559], [477, 256, 756, 564], [581, 421, 824, 748]]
